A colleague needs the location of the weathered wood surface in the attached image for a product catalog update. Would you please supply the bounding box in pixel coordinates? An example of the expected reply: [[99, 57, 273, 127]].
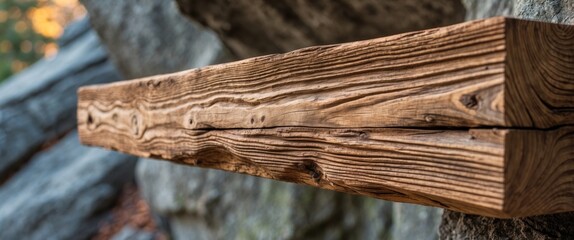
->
[[176, 0, 465, 58], [78, 17, 574, 218], [78, 17, 574, 130]]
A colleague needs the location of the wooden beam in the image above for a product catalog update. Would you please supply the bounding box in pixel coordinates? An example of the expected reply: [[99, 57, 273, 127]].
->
[[78, 17, 574, 217], [78, 17, 574, 129]]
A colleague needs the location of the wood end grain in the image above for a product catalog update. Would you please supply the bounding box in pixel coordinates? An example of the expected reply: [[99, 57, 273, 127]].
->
[[503, 127, 574, 217], [505, 18, 574, 128]]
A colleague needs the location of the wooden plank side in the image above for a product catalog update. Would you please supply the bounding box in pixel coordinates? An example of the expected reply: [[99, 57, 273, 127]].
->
[[78, 17, 508, 129], [78, 113, 509, 216], [504, 127, 574, 217], [505, 19, 574, 128]]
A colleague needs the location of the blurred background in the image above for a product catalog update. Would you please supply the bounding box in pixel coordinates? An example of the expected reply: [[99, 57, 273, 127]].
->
[[0, 0, 84, 81], [0, 0, 572, 240]]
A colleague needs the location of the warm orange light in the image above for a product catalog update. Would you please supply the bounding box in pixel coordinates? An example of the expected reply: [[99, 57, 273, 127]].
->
[[43, 42, 58, 58], [11, 60, 27, 72], [25, 0, 87, 57], [27, 6, 62, 38]]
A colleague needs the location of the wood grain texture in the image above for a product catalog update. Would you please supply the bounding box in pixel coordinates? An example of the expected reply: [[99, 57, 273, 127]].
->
[[77, 17, 574, 217], [505, 18, 574, 128], [78, 17, 574, 130], [504, 127, 574, 217]]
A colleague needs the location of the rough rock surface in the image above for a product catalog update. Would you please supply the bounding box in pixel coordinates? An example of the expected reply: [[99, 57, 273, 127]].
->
[[80, 0, 231, 78], [137, 160, 443, 240], [439, 1, 574, 239], [81, 0, 446, 239], [0, 17, 138, 239], [0, 132, 137, 240], [176, 0, 466, 58], [463, 0, 574, 23], [440, 210, 574, 239], [0, 17, 121, 177]]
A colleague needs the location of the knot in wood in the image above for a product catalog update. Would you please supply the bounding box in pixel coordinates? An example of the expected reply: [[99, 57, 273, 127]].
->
[[297, 160, 322, 183], [87, 114, 94, 125], [460, 94, 479, 109]]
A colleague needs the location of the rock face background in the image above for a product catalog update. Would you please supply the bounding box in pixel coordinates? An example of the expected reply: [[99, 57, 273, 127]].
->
[[80, 0, 232, 79], [175, 0, 465, 58], [463, 0, 574, 22], [0, 18, 120, 178], [0, 133, 136, 239]]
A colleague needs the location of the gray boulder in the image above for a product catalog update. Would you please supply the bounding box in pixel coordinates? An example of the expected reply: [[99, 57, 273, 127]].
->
[[0, 17, 122, 177], [463, 0, 574, 23], [175, 0, 466, 58], [80, 0, 231, 79], [0, 132, 137, 240]]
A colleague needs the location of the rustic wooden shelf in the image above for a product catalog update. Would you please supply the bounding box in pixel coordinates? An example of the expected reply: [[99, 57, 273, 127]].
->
[[78, 17, 574, 218]]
